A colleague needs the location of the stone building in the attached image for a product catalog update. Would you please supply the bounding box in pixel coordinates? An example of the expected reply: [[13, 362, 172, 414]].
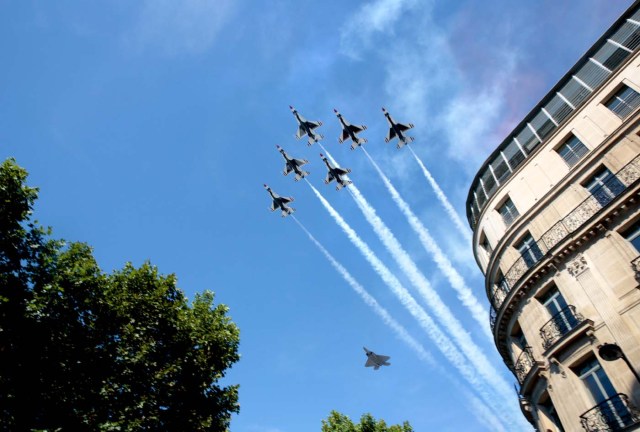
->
[[467, 2, 640, 430]]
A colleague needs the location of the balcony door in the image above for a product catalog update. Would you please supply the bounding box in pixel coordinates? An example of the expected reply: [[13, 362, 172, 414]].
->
[[517, 233, 543, 269], [541, 287, 577, 336], [577, 357, 631, 429]]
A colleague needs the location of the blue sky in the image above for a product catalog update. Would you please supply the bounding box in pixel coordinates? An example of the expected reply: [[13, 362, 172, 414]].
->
[[1, 1, 633, 430]]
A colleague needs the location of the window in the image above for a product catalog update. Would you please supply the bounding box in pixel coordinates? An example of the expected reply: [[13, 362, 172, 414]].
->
[[516, 233, 543, 269], [623, 220, 640, 252], [540, 286, 578, 335], [480, 234, 492, 255], [576, 357, 633, 429], [605, 84, 640, 118], [557, 135, 588, 167], [584, 167, 625, 206], [538, 394, 565, 432], [511, 327, 527, 351], [498, 198, 519, 227]]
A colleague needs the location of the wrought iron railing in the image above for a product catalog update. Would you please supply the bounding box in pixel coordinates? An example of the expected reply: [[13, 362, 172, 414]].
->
[[632, 256, 640, 280], [514, 346, 536, 384], [489, 306, 497, 333], [539, 305, 585, 350], [580, 393, 640, 432], [491, 155, 640, 313]]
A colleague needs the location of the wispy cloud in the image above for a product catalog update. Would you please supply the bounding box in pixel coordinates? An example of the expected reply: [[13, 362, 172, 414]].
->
[[128, 0, 236, 55], [339, 0, 423, 59]]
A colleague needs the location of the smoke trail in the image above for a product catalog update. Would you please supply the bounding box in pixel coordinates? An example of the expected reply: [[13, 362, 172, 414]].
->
[[291, 215, 435, 365], [408, 145, 471, 243], [304, 180, 524, 428], [292, 215, 511, 431], [362, 147, 492, 342], [346, 182, 513, 401]]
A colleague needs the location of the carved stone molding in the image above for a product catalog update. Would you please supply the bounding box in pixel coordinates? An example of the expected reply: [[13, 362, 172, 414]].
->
[[549, 358, 567, 378], [567, 254, 589, 278]]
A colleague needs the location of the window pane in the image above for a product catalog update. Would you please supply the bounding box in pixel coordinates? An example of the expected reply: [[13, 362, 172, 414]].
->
[[498, 198, 519, 227], [585, 167, 625, 206], [490, 155, 511, 184], [557, 135, 588, 167], [530, 110, 556, 140], [544, 94, 574, 124], [503, 140, 526, 170], [605, 85, 640, 119], [516, 125, 540, 153], [560, 77, 591, 107], [624, 220, 640, 252], [516, 234, 542, 268]]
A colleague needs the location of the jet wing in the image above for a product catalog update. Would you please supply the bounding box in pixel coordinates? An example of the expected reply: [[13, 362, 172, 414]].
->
[[280, 196, 293, 204], [396, 123, 414, 132], [386, 128, 397, 142], [339, 129, 350, 143], [335, 168, 350, 176], [365, 357, 376, 367], [296, 126, 306, 139], [305, 120, 321, 130], [348, 124, 365, 134], [270, 200, 278, 211], [376, 355, 390, 363], [283, 165, 293, 176], [325, 172, 335, 184], [293, 158, 308, 167]]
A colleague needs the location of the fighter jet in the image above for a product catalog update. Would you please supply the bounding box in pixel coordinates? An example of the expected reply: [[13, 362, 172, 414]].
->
[[334, 109, 367, 150], [276, 145, 309, 181], [290, 106, 324, 146], [264, 184, 295, 217], [320, 153, 352, 191], [363, 347, 390, 370], [382, 107, 415, 149]]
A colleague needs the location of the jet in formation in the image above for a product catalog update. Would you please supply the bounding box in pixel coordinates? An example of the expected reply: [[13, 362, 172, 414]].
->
[[320, 153, 352, 191], [290, 106, 324, 146], [264, 184, 295, 217], [276, 145, 309, 182], [363, 347, 390, 370], [382, 107, 414, 149], [334, 109, 367, 150]]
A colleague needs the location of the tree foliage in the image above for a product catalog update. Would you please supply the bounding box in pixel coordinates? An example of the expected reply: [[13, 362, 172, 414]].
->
[[0, 158, 240, 431], [321, 410, 413, 432]]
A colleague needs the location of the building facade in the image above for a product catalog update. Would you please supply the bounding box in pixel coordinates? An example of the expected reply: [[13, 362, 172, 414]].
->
[[467, 3, 640, 431]]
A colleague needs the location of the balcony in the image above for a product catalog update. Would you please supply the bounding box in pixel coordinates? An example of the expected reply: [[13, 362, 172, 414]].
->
[[502, 155, 640, 290], [632, 256, 640, 280], [539, 305, 586, 350], [580, 393, 640, 432], [514, 346, 536, 385]]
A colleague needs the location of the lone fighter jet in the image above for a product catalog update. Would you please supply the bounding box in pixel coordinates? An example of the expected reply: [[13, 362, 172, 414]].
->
[[334, 109, 367, 150], [320, 153, 352, 191], [276, 145, 309, 181], [363, 347, 390, 370], [290, 106, 324, 146], [264, 184, 295, 217], [382, 107, 415, 149]]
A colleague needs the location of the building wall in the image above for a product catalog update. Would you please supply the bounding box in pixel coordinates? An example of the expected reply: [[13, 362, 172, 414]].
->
[[469, 4, 640, 431]]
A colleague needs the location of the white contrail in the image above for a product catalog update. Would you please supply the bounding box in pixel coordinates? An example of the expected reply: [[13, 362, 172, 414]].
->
[[291, 215, 510, 431], [346, 181, 513, 402], [304, 180, 524, 427], [408, 145, 471, 243], [362, 147, 492, 342]]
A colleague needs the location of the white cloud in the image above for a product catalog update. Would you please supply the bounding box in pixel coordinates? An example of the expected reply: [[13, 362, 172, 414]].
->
[[129, 0, 236, 55], [339, 0, 423, 59]]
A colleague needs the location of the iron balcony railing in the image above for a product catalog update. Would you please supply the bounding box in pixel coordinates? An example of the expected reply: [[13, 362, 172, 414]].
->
[[539, 305, 585, 350], [632, 256, 640, 279], [490, 155, 640, 315], [514, 346, 536, 385], [580, 393, 640, 432], [489, 307, 497, 333]]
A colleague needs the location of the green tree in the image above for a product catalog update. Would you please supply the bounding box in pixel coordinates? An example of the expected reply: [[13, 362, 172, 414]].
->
[[0, 158, 240, 431], [321, 411, 413, 432]]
